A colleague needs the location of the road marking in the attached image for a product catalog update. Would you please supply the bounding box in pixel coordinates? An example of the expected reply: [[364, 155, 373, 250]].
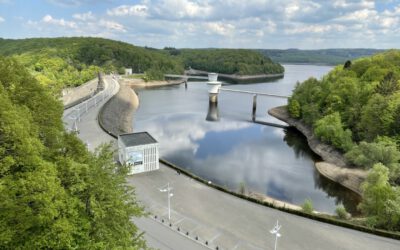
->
[[173, 217, 185, 225], [209, 232, 221, 243]]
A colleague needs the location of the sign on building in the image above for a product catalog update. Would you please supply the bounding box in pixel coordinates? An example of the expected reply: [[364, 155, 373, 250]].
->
[[118, 132, 159, 174]]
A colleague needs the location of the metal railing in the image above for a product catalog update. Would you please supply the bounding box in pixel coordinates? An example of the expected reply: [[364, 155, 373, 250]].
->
[[64, 76, 118, 132], [219, 87, 290, 99]]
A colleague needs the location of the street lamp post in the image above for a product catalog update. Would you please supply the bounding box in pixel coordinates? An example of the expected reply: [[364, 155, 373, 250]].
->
[[159, 183, 173, 221], [270, 220, 282, 250]]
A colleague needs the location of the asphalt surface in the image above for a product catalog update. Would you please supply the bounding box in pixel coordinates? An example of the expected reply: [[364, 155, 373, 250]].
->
[[63, 76, 209, 250], [64, 76, 400, 250]]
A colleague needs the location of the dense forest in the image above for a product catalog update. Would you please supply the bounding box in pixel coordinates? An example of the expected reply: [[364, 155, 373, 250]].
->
[[287, 50, 400, 231], [261, 49, 383, 65], [0, 37, 184, 92], [0, 56, 147, 249], [0, 38, 284, 94], [165, 48, 284, 75]]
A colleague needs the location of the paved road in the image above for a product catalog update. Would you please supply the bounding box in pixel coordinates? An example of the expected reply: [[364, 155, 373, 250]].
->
[[64, 76, 400, 250], [130, 165, 400, 250], [63, 76, 208, 250]]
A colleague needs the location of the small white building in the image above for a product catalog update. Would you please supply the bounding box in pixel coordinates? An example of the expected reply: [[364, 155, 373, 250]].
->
[[118, 132, 159, 174], [125, 68, 132, 75]]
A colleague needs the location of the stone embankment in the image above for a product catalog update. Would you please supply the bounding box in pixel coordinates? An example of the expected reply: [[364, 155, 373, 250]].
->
[[99, 84, 138, 136], [99, 78, 182, 137], [120, 77, 183, 88], [62, 78, 99, 109], [268, 106, 367, 195]]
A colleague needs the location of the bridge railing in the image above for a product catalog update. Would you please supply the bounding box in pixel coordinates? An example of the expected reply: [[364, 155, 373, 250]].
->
[[219, 87, 290, 99]]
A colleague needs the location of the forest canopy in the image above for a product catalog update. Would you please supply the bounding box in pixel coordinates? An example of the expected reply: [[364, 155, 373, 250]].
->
[[287, 50, 400, 231], [0, 37, 184, 92], [0, 56, 147, 249], [0, 38, 283, 93], [173, 48, 284, 75]]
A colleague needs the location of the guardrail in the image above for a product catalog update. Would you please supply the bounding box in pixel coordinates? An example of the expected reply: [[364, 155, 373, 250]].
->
[[64, 76, 117, 132]]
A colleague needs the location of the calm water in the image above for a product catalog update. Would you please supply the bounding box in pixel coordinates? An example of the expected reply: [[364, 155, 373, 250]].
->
[[133, 65, 361, 214]]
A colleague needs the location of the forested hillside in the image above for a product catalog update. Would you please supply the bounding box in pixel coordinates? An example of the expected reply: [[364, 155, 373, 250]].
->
[[0, 56, 147, 249], [287, 50, 400, 231], [261, 49, 383, 65], [0, 37, 184, 92], [166, 48, 284, 75]]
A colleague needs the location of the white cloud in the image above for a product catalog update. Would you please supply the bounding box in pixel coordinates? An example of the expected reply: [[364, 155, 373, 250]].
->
[[107, 4, 148, 17], [205, 22, 235, 36], [18, 0, 400, 49], [99, 19, 126, 32], [42, 14, 77, 28], [73, 11, 95, 21], [285, 24, 345, 34], [0, 16, 4, 23], [152, 0, 213, 20]]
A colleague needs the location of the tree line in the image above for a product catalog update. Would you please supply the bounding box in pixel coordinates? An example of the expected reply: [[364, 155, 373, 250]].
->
[[0, 56, 147, 249], [0, 38, 284, 95], [288, 50, 400, 231], [171, 48, 284, 75]]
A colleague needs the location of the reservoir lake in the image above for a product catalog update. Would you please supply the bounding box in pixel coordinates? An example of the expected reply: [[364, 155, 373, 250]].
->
[[133, 64, 361, 214]]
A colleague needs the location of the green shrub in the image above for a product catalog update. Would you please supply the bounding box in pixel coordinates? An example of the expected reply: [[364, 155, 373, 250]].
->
[[288, 98, 301, 118], [335, 205, 349, 220], [302, 199, 313, 213]]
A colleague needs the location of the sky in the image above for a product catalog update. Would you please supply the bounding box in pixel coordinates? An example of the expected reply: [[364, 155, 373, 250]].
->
[[0, 0, 399, 49]]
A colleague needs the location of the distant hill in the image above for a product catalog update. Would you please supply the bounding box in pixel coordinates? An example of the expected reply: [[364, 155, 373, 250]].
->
[[170, 48, 284, 75], [0, 37, 184, 91], [260, 49, 384, 65], [0, 37, 284, 91]]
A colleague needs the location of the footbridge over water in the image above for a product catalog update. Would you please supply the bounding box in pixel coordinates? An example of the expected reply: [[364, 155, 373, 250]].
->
[[166, 73, 291, 128]]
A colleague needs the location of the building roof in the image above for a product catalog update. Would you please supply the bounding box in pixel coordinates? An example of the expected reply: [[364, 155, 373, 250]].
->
[[119, 132, 157, 147]]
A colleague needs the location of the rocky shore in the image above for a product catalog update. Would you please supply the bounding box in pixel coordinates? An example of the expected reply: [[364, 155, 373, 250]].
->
[[268, 106, 367, 195]]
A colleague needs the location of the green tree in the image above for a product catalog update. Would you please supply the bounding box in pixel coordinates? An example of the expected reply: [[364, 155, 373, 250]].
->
[[359, 163, 400, 230], [345, 137, 400, 181], [0, 57, 147, 249], [288, 98, 301, 118], [314, 112, 353, 151]]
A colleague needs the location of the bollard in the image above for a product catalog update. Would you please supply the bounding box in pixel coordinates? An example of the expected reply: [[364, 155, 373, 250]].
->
[[186, 232, 189, 236], [205, 241, 208, 245], [195, 236, 198, 241]]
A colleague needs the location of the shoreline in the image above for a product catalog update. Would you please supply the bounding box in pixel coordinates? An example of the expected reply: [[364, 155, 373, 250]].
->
[[268, 106, 367, 196], [120, 77, 184, 88], [98, 80, 308, 213]]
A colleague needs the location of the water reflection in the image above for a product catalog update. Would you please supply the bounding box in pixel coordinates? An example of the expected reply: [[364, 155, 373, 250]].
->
[[133, 64, 360, 214], [206, 101, 220, 122], [135, 112, 360, 213]]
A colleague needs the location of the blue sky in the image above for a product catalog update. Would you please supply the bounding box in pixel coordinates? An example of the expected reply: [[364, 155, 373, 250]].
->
[[0, 0, 399, 49]]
